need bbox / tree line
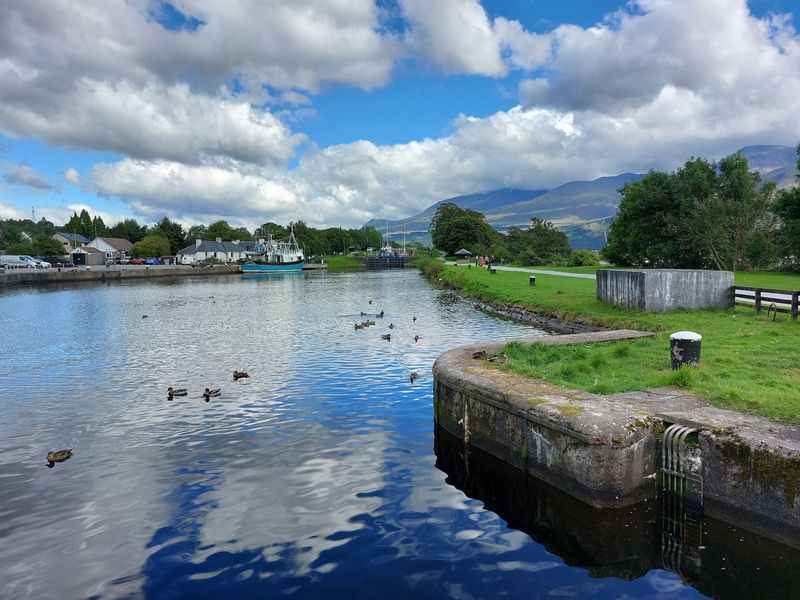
[0,209,384,259]
[604,146,800,271]
[430,202,590,265]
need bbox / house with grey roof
[177,238,259,264]
[52,232,90,253]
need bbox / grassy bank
[319,255,363,270]
[439,265,800,422]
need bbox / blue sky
[1,0,799,228]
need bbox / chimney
[195,239,202,248]
[216,237,222,243]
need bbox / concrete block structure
[597,269,733,312]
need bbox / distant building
[86,237,134,261]
[177,238,258,264]
[52,232,89,253]
[71,246,105,266]
[20,231,32,243]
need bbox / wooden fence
[733,286,799,320]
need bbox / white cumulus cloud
[64,168,80,185]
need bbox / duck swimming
[46,449,72,468]
[233,371,249,381]
[167,386,188,400]
[388,323,394,329]
[414,335,421,343]
[381,333,391,341]
[409,372,419,383]
[202,388,221,402]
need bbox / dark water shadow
[434,426,800,600]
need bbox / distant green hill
[366,145,797,250]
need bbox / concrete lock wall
[597,269,734,312]
[0,265,242,288]
[433,332,800,545]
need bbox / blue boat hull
[240,260,304,273]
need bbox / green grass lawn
[320,255,363,269]
[440,265,800,422]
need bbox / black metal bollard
[529,275,536,286]
[489,267,496,274]
[670,331,702,370]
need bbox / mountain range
[365,145,797,250]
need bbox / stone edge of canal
[432,329,800,551]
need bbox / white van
[0,255,28,268]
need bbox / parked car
[20,255,50,268]
[145,257,161,265]
[0,255,28,268]
[129,258,145,265]
[31,256,53,268]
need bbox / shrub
[419,258,443,279]
[568,249,600,267]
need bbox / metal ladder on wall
[660,424,704,579]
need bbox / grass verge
[320,255,363,270]
[440,265,800,423]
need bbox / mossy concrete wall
[434,331,800,544]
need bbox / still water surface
[0,271,792,598]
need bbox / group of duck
[354,302,422,383]
[167,370,250,402]
[47,302,423,469]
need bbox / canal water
[1,270,797,598]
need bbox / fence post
[755,288,762,313]
[792,292,799,321]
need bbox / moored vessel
[241,227,304,273]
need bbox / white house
[86,237,134,261]
[177,239,259,264]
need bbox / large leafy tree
[504,219,570,265]
[774,145,800,270]
[257,222,287,239]
[131,233,171,258]
[33,236,67,256]
[291,221,326,256]
[92,215,107,237]
[186,225,208,242]
[692,153,777,271]
[430,203,498,255]
[79,209,94,238]
[605,162,711,267]
[232,227,252,241]
[108,218,147,243]
[605,152,778,270]
[207,221,239,242]
[155,217,186,254]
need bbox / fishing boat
[241,227,304,273]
